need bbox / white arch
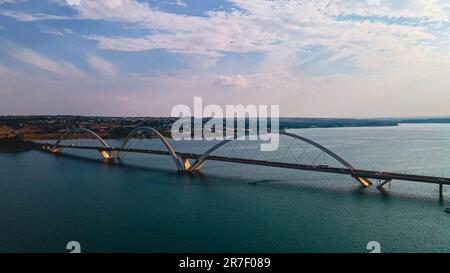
[54,128,110,148]
[188,131,372,187]
[117,126,184,171]
[52,128,113,159]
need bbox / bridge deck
[42,144,450,186]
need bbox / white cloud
[0,9,70,21]
[0,0,18,4]
[69,0,449,75]
[10,46,86,78]
[66,0,81,6]
[324,0,450,22]
[175,0,187,7]
[87,54,118,76]
[5,0,447,72]
[73,0,277,55]
[215,74,249,88]
[2,0,450,117]
[40,27,73,36]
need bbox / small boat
[445,208,450,214]
[249,179,275,185]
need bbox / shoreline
[16,124,400,141]
[5,122,450,142]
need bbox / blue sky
[0,0,450,117]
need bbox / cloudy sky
[0,0,449,117]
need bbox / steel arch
[52,128,113,159]
[53,128,111,148]
[117,126,184,171]
[53,128,110,148]
[188,131,372,187]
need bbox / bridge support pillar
[51,147,63,153]
[355,177,372,187]
[99,150,118,161]
[439,183,444,199]
[108,151,117,160]
[188,160,207,172]
[376,179,392,190]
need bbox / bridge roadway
[47,144,450,187]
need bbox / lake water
[0,124,449,253]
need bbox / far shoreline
[3,115,450,142]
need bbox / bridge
[38,126,449,199]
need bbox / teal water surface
[0,124,449,252]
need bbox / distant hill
[401,118,450,124]
[279,118,398,129]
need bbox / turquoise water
[0,124,449,253]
